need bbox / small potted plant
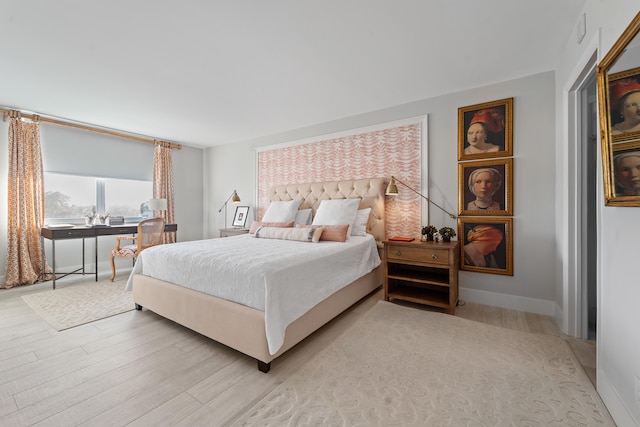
[421,225,438,241]
[99,213,110,225]
[438,226,457,242]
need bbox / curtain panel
[3,114,51,288]
[153,142,175,243]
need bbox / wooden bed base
[132,266,382,372]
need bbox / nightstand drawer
[219,228,250,238]
[386,245,450,265]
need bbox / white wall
[556,1,640,425]
[205,141,257,239]
[171,145,206,243]
[207,71,558,314]
[0,121,205,284]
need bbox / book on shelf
[388,236,415,242]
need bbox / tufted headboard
[268,178,386,244]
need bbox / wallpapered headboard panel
[269,178,386,243]
[257,122,423,239]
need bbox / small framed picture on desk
[232,206,249,227]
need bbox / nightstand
[383,240,460,314]
[219,228,250,238]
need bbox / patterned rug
[21,279,134,331]
[233,301,614,426]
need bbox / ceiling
[0,1,585,148]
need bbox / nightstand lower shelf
[386,285,450,308]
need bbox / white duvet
[125,233,380,354]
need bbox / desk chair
[110,217,165,281]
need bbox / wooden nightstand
[219,228,250,238]
[383,240,460,314]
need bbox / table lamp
[218,190,241,228]
[149,198,167,218]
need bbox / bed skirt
[131,265,382,372]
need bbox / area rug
[233,301,614,426]
[21,279,134,331]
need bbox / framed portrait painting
[232,206,250,227]
[607,68,640,144]
[458,158,513,216]
[611,142,640,198]
[458,217,513,276]
[458,97,513,161]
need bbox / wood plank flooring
[0,278,596,426]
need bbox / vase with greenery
[438,226,457,242]
[421,225,438,241]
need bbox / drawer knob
[395,250,401,256]
[431,253,438,260]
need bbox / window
[104,178,154,217]
[44,172,153,221]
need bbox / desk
[41,223,177,289]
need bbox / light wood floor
[0,278,596,426]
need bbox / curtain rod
[0,107,182,150]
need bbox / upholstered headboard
[268,178,386,243]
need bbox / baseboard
[459,287,556,316]
[597,369,639,427]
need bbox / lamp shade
[385,176,399,195]
[149,198,167,211]
[231,190,241,203]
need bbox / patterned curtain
[3,112,51,289]
[153,141,175,243]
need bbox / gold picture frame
[608,68,640,144]
[596,11,640,206]
[458,217,513,276]
[611,141,640,198]
[458,98,513,161]
[458,158,513,216]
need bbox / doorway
[579,71,598,340]
[567,50,598,342]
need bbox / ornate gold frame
[458,158,513,216]
[458,98,513,161]
[458,217,513,276]
[596,11,640,206]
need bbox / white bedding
[125,233,381,354]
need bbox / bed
[127,178,386,372]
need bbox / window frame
[44,172,153,224]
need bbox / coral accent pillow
[249,221,294,234]
[296,224,350,242]
[255,226,323,243]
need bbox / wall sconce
[218,190,241,228]
[386,176,456,219]
[149,198,167,218]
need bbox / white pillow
[294,208,313,225]
[312,198,361,238]
[262,200,302,223]
[351,207,371,236]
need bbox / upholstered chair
[110,217,165,281]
